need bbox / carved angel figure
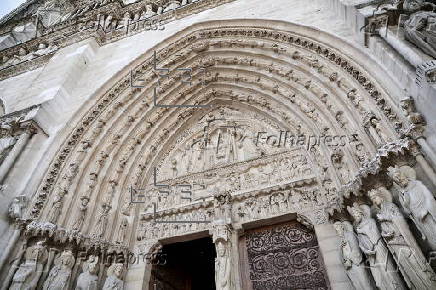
[348,203,405,290]
[103,263,124,290]
[10,242,48,290]
[42,250,75,290]
[75,256,99,290]
[388,165,436,250]
[369,187,436,289]
[334,221,373,290]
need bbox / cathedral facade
[0,0,436,289]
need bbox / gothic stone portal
[239,221,329,290]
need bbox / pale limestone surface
[0,0,435,289]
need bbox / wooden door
[239,221,330,290]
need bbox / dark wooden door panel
[239,221,329,290]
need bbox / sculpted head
[347,203,364,223]
[216,240,227,257]
[86,256,99,274]
[60,250,75,268]
[368,189,383,207]
[388,165,416,188]
[80,196,90,206]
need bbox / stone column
[315,223,352,290]
[124,240,160,290]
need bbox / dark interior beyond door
[149,237,216,290]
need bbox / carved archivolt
[19,21,413,270]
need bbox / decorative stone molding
[0,0,236,80]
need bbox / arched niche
[21,19,411,289]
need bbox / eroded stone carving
[348,203,405,290]
[388,165,436,250]
[71,196,90,231]
[213,225,232,290]
[369,187,436,289]
[92,203,112,238]
[403,1,436,58]
[75,256,99,290]
[10,242,48,290]
[102,263,124,290]
[334,221,373,290]
[42,250,75,290]
[8,195,27,220]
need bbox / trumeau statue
[42,250,75,290]
[102,263,124,290]
[369,187,436,289]
[213,225,232,290]
[75,256,99,290]
[10,242,48,290]
[403,0,436,58]
[388,165,436,250]
[334,221,373,290]
[348,203,406,290]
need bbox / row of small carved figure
[334,165,436,290]
[5,247,125,290]
[0,0,208,73]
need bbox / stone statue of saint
[403,0,436,58]
[102,263,124,290]
[47,187,67,224]
[10,242,48,290]
[347,203,406,290]
[92,203,111,238]
[75,256,99,290]
[215,239,231,290]
[369,187,436,289]
[388,165,436,250]
[334,221,373,290]
[115,216,129,244]
[42,250,75,290]
[71,196,90,231]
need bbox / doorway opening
[149,236,216,290]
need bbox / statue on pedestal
[388,165,436,250]
[334,221,373,290]
[42,250,75,290]
[369,187,436,289]
[348,203,406,290]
